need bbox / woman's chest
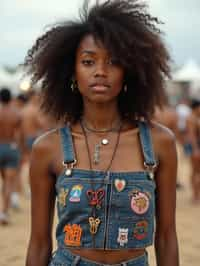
[53,131,146,176]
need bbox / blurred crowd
[0,87,57,224]
[0,87,200,225]
[154,98,200,203]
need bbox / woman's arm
[153,125,179,266]
[26,136,56,266]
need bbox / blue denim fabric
[55,170,155,249]
[26,136,37,151]
[0,143,20,169]
[50,121,156,265]
[49,248,148,265]
[183,140,200,156]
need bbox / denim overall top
[55,121,157,251]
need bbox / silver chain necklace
[81,119,122,164]
[80,119,122,171]
[81,119,122,133]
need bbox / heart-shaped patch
[114,179,126,192]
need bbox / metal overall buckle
[63,159,77,176]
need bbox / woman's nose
[94,62,108,77]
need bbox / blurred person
[154,104,179,138]
[9,93,29,209]
[25,1,179,266]
[20,90,45,159]
[175,99,192,190]
[176,98,191,148]
[0,88,22,224]
[19,90,46,196]
[154,104,184,189]
[12,93,29,110]
[185,99,200,203]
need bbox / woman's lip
[90,85,110,92]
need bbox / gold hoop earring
[124,84,127,93]
[71,81,75,92]
[71,79,77,92]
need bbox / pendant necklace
[81,119,121,165]
[93,138,110,165]
[80,120,122,246]
[94,143,101,164]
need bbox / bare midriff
[70,248,146,264]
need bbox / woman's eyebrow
[80,50,96,55]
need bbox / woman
[25,0,179,265]
[185,99,200,203]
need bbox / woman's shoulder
[150,121,176,160]
[32,127,60,156]
[150,121,176,143]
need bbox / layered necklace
[80,119,122,246]
[81,119,122,165]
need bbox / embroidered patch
[87,188,105,209]
[133,220,148,240]
[129,190,150,214]
[69,185,83,202]
[114,179,126,192]
[117,228,129,246]
[89,217,101,235]
[57,188,69,207]
[63,224,82,246]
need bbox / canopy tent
[0,67,31,95]
[190,79,200,100]
[0,67,20,94]
[172,59,200,82]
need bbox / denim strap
[138,120,157,166]
[60,126,76,164]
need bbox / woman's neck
[82,101,121,130]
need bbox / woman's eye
[81,59,94,66]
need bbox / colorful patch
[129,190,150,214]
[114,179,126,192]
[89,217,101,235]
[58,188,69,207]
[133,220,148,240]
[117,228,128,246]
[69,184,83,202]
[86,188,105,209]
[63,224,82,246]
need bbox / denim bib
[55,121,157,251]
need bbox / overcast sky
[1,0,200,67]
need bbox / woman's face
[75,34,125,104]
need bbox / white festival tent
[0,67,31,95]
[172,59,200,82]
[0,67,20,94]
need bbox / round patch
[130,191,149,214]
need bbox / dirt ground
[0,148,200,266]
